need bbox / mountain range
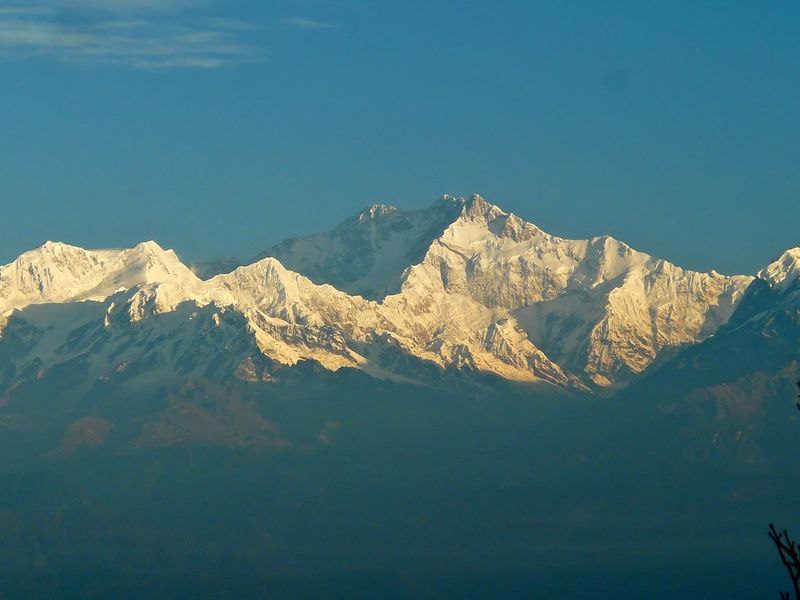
[3,194,789,401]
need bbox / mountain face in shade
[258,198,465,300]
[0,194,773,396]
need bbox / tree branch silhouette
[770,379,800,599]
[769,522,800,600]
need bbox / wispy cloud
[285,17,336,30]
[45,0,209,13]
[0,1,260,69]
[0,7,50,15]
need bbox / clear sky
[0,0,798,275]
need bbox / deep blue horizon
[1,0,798,275]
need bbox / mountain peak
[443,194,546,243]
[356,204,398,222]
[469,194,505,219]
[436,193,507,223]
[759,247,800,291]
[30,240,85,255]
[439,193,466,206]
[135,240,165,252]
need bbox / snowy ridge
[149,257,572,385]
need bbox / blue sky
[0,0,798,274]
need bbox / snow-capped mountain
[0,240,200,314]
[260,194,753,386]
[0,195,770,396]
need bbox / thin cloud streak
[0,7,51,16]
[47,0,208,13]
[285,17,336,30]
[0,2,260,68]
